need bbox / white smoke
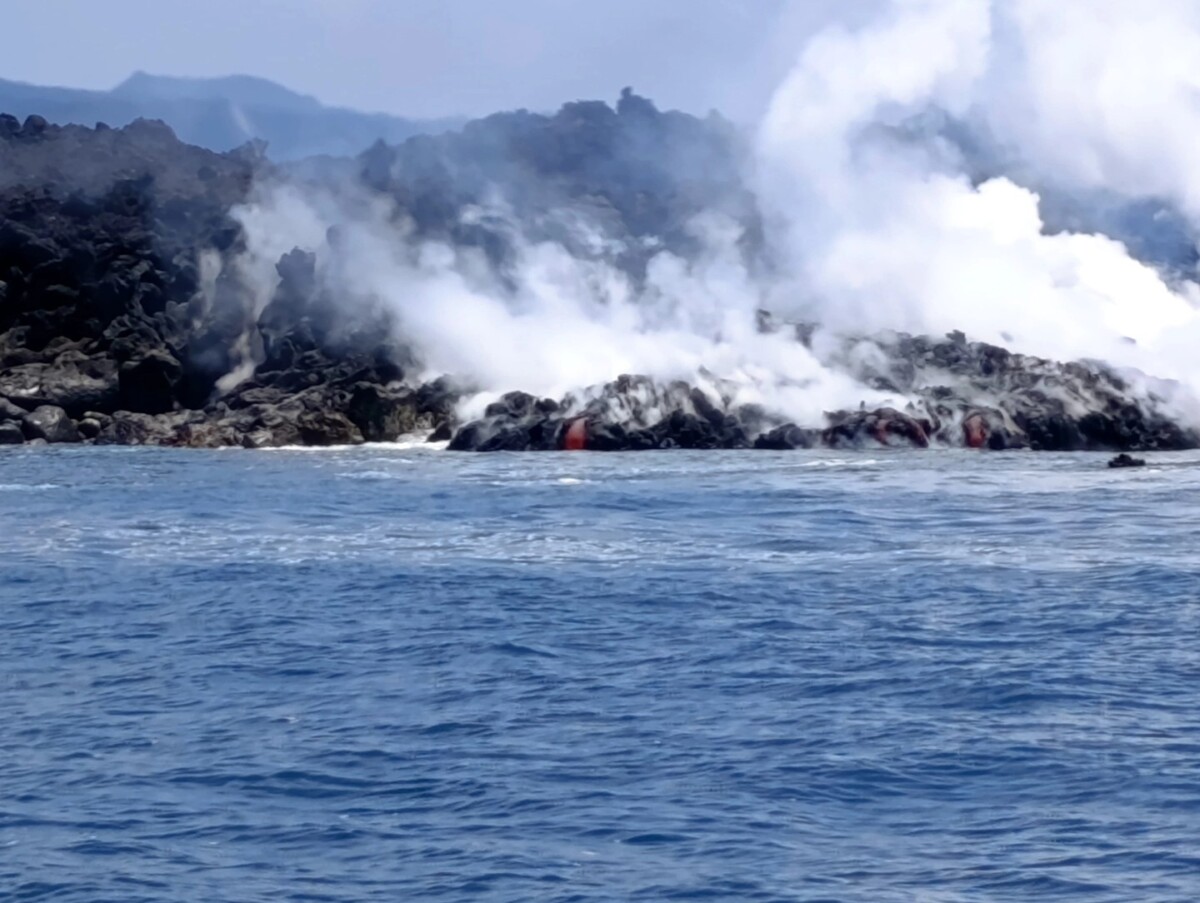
[225,0,1200,427]
[229,181,891,422]
[759,0,1200,394]
[982,0,1200,214]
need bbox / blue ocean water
[3,445,1200,903]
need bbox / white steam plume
[759,0,1200,397]
[230,183,891,422]
[225,0,1200,427]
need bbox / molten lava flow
[564,418,588,451]
[963,414,988,449]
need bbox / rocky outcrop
[0,115,254,419]
[22,405,81,443]
[0,103,744,452]
[449,377,755,452]
[0,116,463,449]
[1108,453,1146,468]
[0,420,25,444]
[0,356,120,416]
[357,89,757,275]
[0,109,1196,455]
[447,332,1200,454]
[816,328,1197,452]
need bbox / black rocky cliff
[0,105,1195,454]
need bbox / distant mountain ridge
[0,71,462,160]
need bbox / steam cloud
[226,0,1200,426]
[759,0,1200,395]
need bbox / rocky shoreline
[3,323,1193,453]
[1,111,1196,455]
[446,326,1196,453]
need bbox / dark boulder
[295,409,363,446]
[447,420,492,452]
[118,349,182,414]
[1014,409,1083,451]
[484,391,558,420]
[585,421,640,451]
[20,115,48,140]
[755,424,818,450]
[448,409,561,452]
[649,409,748,449]
[477,425,538,452]
[345,383,420,442]
[0,420,25,444]
[0,397,27,421]
[22,405,81,443]
[0,358,120,417]
[414,377,460,424]
[95,411,179,446]
[1108,453,1146,468]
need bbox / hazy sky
[2,0,861,120]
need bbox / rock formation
[446,331,1197,453]
[0,102,1195,454]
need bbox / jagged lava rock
[1,108,1197,454]
[23,405,81,443]
[1108,453,1147,468]
[0,420,25,444]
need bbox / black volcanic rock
[357,89,757,275]
[0,104,1196,456]
[0,420,24,444]
[754,424,818,450]
[1108,453,1146,468]
[346,383,422,443]
[0,117,258,426]
[0,116,428,449]
[450,377,755,452]
[448,329,1200,455]
[23,404,81,443]
[0,357,119,416]
[119,349,183,414]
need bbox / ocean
[3,445,1200,902]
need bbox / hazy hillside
[0,72,461,160]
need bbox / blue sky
[3,0,863,119]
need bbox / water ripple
[3,447,1200,900]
